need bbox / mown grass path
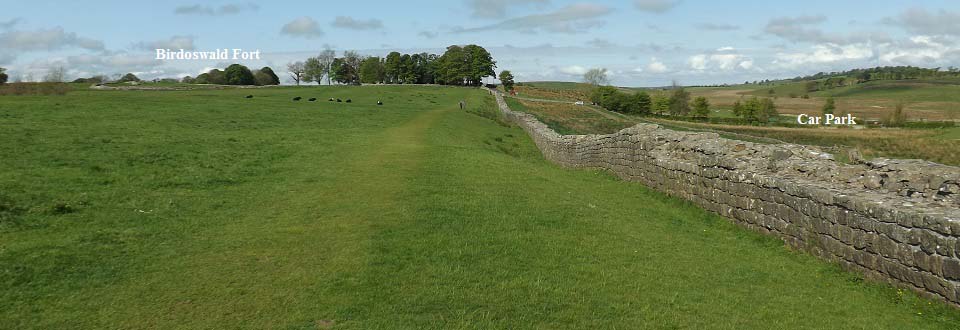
[2,86,960,329]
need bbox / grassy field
[3,86,960,329]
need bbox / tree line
[184,65,280,86]
[287,45,496,86]
[584,69,778,123]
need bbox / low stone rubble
[491,89,960,305]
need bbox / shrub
[692,96,710,118]
[118,73,140,83]
[883,102,908,127]
[0,82,69,96]
[224,64,255,85]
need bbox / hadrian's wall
[489,89,960,305]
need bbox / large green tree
[437,45,466,85]
[463,44,496,86]
[692,96,710,118]
[498,70,515,91]
[359,56,384,84]
[224,64,255,85]
[253,67,280,85]
[384,51,401,83]
[0,67,8,85]
[668,86,691,116]
[303,57,324,84]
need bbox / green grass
[2,86,960,329]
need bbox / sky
[2,0,960,86]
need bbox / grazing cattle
[328,98,334,102]
[293,97,302,101]
[336,98,342,102]
[345,99,352,103]
[245,95,253,99]
[308,98,317,102]
[377,100,383,106]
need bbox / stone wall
[491,89,960,305]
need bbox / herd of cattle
[244,94,383,106]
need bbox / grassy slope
[2,86,960,329]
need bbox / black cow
[377,100,383,106]
[308,98,317,102]
[336,98,342,102]
[345,99,352,103]
[328,98,334,102]
[293,97,302,101]
[245,95,253,98]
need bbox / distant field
[3,86,960,328]
[515,78,960,122]
[505,85,959,165]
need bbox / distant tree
[692,96,710,118]
[224,64,255,85]
[384,51,402,83]
[287,61,306,85]
[731,99,744,117]
[317,48,336,85]
[337,50,363,85]
[411,53,437,84]
[821,97,836,116]
[884,101,908,127]
[331,57,359,85]
[653,96,670,115]
[303,57,323,84]
[804,80,819,93]
[758,98,778,123]
[668,84,691,116]
[330,58,345,84]
[359,56,385,84]
[589,85,619,105]
[633,91,652,114]
[463,44,496,86]
[44,66,66,82]
[254,67,280,85]
[583,68,609,86]
[601,91,632,113]
[0,67,7,85]
[117,72,140,83]
[437,45,467,85]
[498,70,515,91]
[181,75,194,84]
[399,53,415,83]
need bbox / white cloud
[0,27,104,52]
[174,3,259,15]
[696,23,739,31]
[456,3,611,34]
[136,35,196,50]
[465,0,550,19]
[418,31,438,39]
[688,54,707,70]
[688,52,753,71]
[281,17,324,39]
[887,8,960,36]
[586,38,615,48]
[0,18,21,29]
[878,35,960,65]
[633,0,680,13]
[558,65,588,75]
[647,57,668,73]
[774,43,874,67]
[331,16,384,30]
